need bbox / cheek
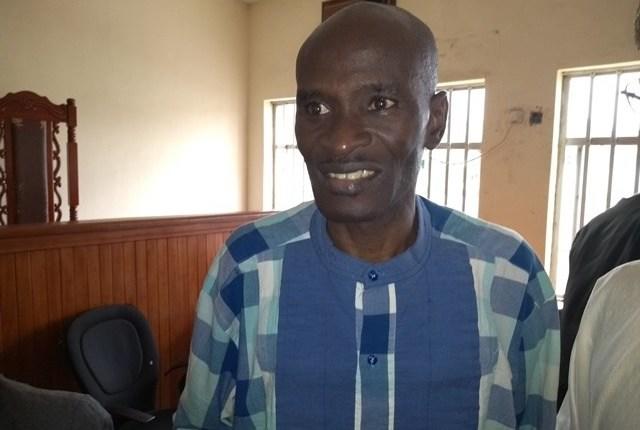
[371,112,425,150]
[295,121,322,160]
[382,127,423,164]
[397,147,422,187]
[294,129,311,160]
[384,133,424,191]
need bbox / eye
[368,96,396,111]
[305,102,330,115]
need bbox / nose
[325,112,371,160]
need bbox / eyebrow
[296,90,321,102]
[297,83,400,101]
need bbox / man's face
[295,36,446,224]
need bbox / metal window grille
[551,67,640,298]
[416,83,485,217]
[270,81,486,213]
[272,101,313,210]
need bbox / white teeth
[328,169,374,180]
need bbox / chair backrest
[0,90,79,225]
[66,305,159,412]
[0,374,113,430]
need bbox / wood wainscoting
[0,211,267,409]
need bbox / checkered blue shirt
[174,197,559,429]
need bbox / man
[557,260,640,429]
[558,194,640,405]
[174,3,559,429]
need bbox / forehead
[296,35,425,92]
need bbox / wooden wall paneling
[145,239,161,405]
[0,211,268,409]
[135,240,148,316]
[59,247,81,391]
[123,242,136,305]
[156,238,172,409]
[186,235,201,405]
[206,233,225,266]
[86,245,101,308]
[177,237,190,372]
[59,248,75,336]
[206,234,217,264]
[146,240,160,351]
[44,248,69,389]
[0,212,268,254]
[197,235,208,294]
[29,250,50,388]
[216,234,225,261]
[111,243,125,304]
[0,254,18,378]
[187,236,199,317]
[166,237,182,408]
[99,245,114,304]
[14,252,34,382]
[72,247,90,316]
[214,233,223,261]
[182,235,193,399]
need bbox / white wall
[0,0,249,220]
[246,0,639,258]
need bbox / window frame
[549,63,640,297]
[418,80,485,215]
[271,99,295,210]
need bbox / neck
[326,199,418,263]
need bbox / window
[266,80,486,214]
[550,65,640,298]
[270,101,313,211]
[416,81,485,217]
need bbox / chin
[314,194,385,224]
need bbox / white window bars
[551,66,640,296]
[416,82,485,217]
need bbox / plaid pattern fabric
[174,197,559,430]
[354,282,397,429]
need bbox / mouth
[326,169,376,180]
[317,166,379,196]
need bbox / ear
[425,91,448,150]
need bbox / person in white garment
[557,259,640,430]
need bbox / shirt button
[367,270,378,281]
[367,354,378,366]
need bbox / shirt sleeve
[516,258,560,429]
[173,256,241,430]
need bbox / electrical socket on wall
[529,109,543,125]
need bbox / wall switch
[508,108,525,124]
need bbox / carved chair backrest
[0,91,79,225]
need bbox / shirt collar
[310,196,433,284]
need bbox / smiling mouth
[326,169,375,180]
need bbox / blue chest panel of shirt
[275,220,480,429]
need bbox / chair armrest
[164,362,188,394]
[163,362,187,376]
[108,405,156,423]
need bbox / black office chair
[0,374,113,430]
[66,304,173,430]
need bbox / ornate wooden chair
[0,91,79,224]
